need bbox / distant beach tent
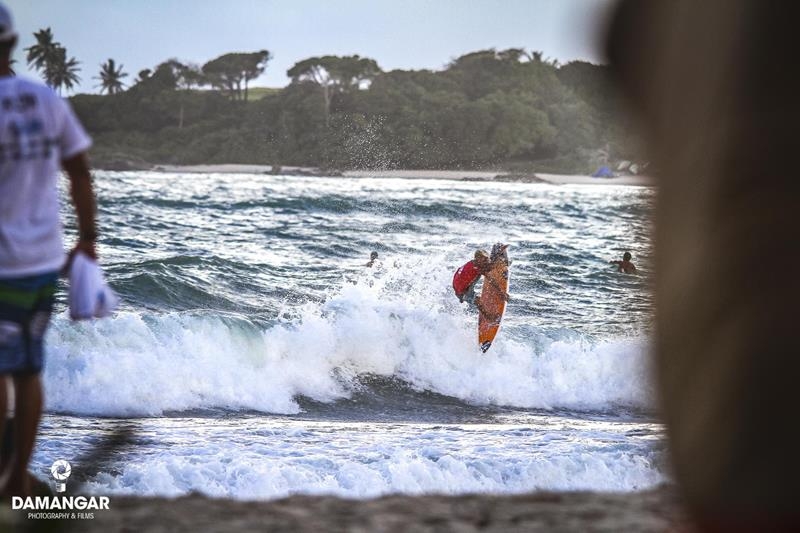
[592,166,614,178]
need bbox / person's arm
[62,152,97,260]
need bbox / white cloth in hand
[68,251,119,320]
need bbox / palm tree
[25,28,81,93]
[95,58,128,94]
[46,47,81,95]
[25,27,60,72]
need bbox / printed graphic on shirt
[0,92,58,165]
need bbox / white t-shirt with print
[0,76,92,277]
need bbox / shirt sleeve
[56,96,92,160]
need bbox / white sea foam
[70,419,664,499]
[34,177,662,500]
[44,256,654,416]
[82,443,663,499]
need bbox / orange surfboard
[478,245,509,352]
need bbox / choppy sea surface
[31,171,663,499]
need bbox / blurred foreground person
[607,1,800,530]
[0,2,97,497]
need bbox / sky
[6,0,616,94]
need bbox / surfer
[453,247,510,308]
[365,251,379,267]
[610,251,637,274]
[452,250,491,304]
[0,3,98,497]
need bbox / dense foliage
[66,49,639,172]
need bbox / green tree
[136,69,152,83]
[240,51,271,101]
[202,51,271,101]
[46,47,81,94]
[287,55,381,123]
[67,46,637,172]
[171,60,205,128]
[481,91,557,160]
[172,61,204,91]
[497,47,530,63]
[24,27,59,73]
[95,58,128,94]
[130,61,179,94]
[24,28,81,94]
[445,49,520,100]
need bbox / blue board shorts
[0,272,58,375]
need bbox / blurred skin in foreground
[606,1,800,530]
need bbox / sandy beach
[533,172,654,187]
[149,164,655,186]
[1,486,688,532]
[344,169,654,186]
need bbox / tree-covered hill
[66,49,640,173]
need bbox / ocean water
[30,171,664,499]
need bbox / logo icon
[50,460,72,493]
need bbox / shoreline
[142,164,655,187]
[1,486,688,532]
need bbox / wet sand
[148,165,655,186]
[1,485,689,532]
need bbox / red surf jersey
[453,260,481,295]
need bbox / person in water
[453,246,510,310]
[365,251,379,267]
[452,250,491,304]
[610,251,637,274]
